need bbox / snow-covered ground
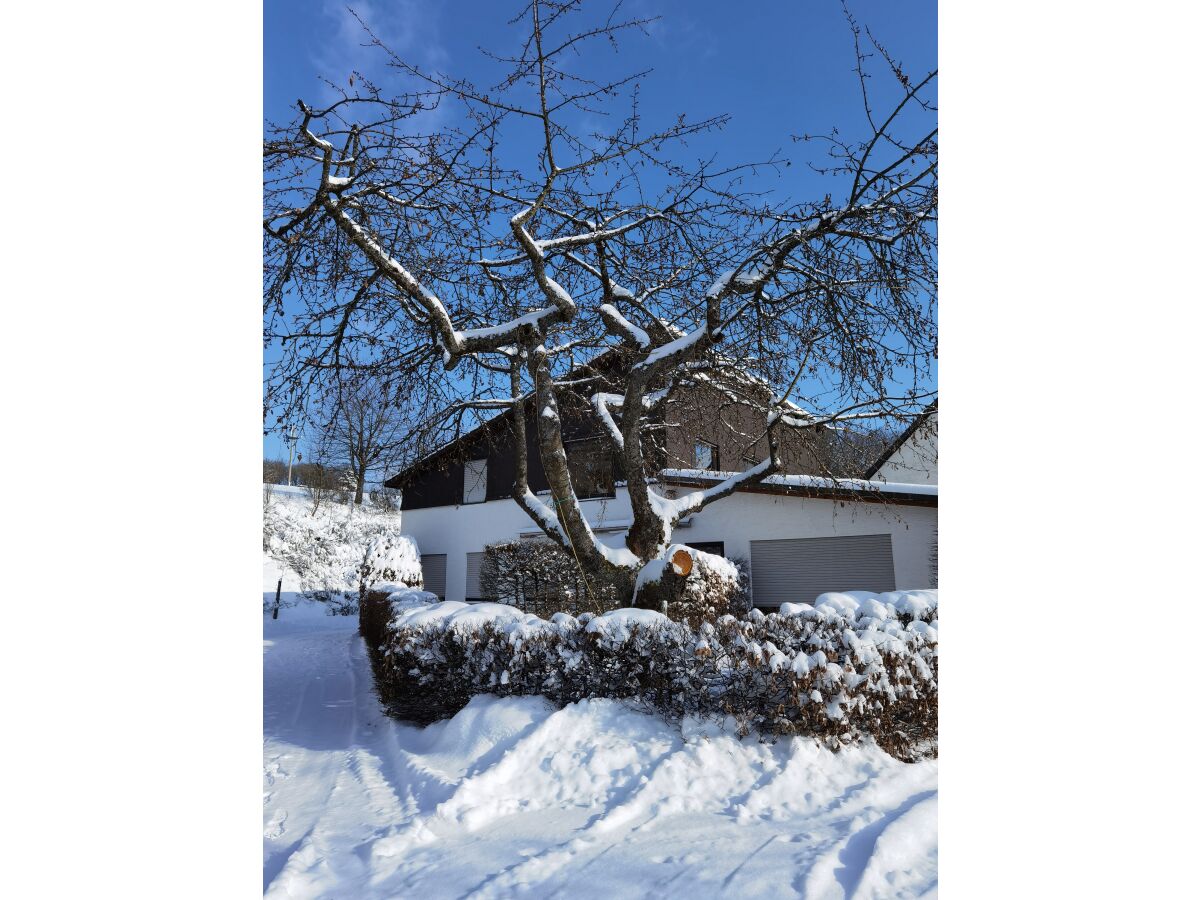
[264,603,937,897]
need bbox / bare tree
[300,456,340,516]
[263,459,287,485]
[264,1,936,598]
[310,372,414,505]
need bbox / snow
[806,589,939,621]
[388,598,673,644]
[706,268,735,298]
[263,490,409,612]
[542,276,574,310]
[590,391,626,450]
[361,531,423,591]
[637,326,707,369]
[598,302,650,347]
[595,540,641,569]
[457,305,559,343]
[646,459,775,528]
[634,556,670,593]
[391,598,552,635]
[663,468,939,496]
[734,259,772,286]
[583,606,670,641]
[633,544,741,605]
[264,610,937,897]
[383,586,440,610]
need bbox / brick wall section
[661,381,829,475]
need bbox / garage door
[750,534,895,607]
[420,554,446,599]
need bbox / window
[419,554,447,599]
[565,439,614,499]
[695,440,719,471]
[465,551,488,601]
[688,541,726,558]
[463,459,488,504]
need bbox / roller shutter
[750,534,895,607]
[465,551,487,601]
[420,554,447,599]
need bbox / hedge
[360,589,937,760]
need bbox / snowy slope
[263,491,408,612]
[264,608,937,898]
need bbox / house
[863,400,938,486]
[385,360,937,608]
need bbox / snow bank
[393,600,550,634]
[264,620,938,898]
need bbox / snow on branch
[635,325,710,371]
[652,457,777,522]
[480,213,663,268]
[590,392,626,451]
[516,486,639,570]
[458,307,564,343]
[598,304,650,348]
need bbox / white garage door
[420,554,446,599]
[750,534,896,607]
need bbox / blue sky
[263,0,937,461]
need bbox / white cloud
[311,1,448,104]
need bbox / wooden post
[273,578,282,619]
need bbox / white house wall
[399,487,936,605]
[874,412,938,485]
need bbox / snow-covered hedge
[264,493,419,614]
[359,532,423,596]
[360,588,938,760]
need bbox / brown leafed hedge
[360,590,937,760]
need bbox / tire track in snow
[264,613,937,899]
[264,620,425,897]
[798,786,938,900]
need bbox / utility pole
[286,428,299,486]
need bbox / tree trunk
[354,471,365,505]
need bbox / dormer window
[695,440,719,471]
[463,459,488,504]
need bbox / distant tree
[369,486,401,514]
[309,372,416,506]
[301,458,340,515]
[263,459,287,484]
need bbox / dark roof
[383,349,835,491]
[383,348,624,490]
[861,400,938,480]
